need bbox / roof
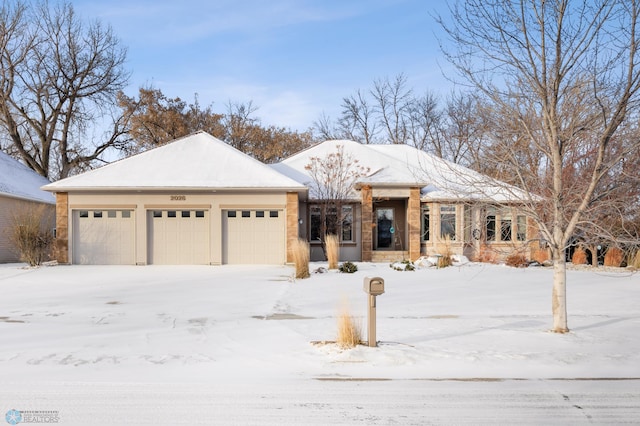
[0,151,55,204]
[43,132,307,193]
[275,140,531,203]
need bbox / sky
[72,0,455,132]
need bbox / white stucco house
[42,132,539,265]
[0,151,55,263]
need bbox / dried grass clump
[604,247,623,267]
[477,244,498,264]
[571,247,588,265]
[325,234,339,269]
[505,253,528,268]
[628,249,640,269]
[532,248,550,264]
[336,307,362,349]
[436,235,454,268]
[291,238,310,279]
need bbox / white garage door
[147,209,210,265]
[223,209,285,264]
[73,209,135,265]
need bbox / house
[42,132,536,266]
[0,151,55,263]
[42,132,306,265]
[273,139,536,263]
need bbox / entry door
[376,208,394,249]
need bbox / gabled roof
[0,151,55,204]
[274,140,531,203]
[43,132,307,192]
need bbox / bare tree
[439,0,640,332]
[305,144,370,253]
[0,1,130,180]
[372,73,412,144]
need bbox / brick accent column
[54,192,69,264]
[361,185,373,262]
[286,192,299,264]
[408,187,421,261]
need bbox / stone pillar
[54,192,69,264]
[408,187,421,261]
[361,185,373,262]
[286,192,299,264]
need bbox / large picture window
[440,205,456,240]
[486,206,496,241]
[309,204,354,243]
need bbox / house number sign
[170,195,186,201]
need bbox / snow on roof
[0,151,55,204]
[43,132,307,192]
[276,140,530,202]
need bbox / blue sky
[73,0,455,132]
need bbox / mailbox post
[363,277,385,347]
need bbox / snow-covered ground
[1,261,639,424]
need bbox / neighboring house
[42,132,306,265]
[0,151,56,263]
[273,139,537,263]
[42,132,537,266]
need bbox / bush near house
[505,253,528,268]
[9,204,53,266]
[571,247,588,265]
[604,247,623,267]
[338,261,358,273]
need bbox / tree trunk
[551,248,569,333]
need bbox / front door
[376,208,394,249]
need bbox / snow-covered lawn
[1,261,638,383]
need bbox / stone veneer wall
[361,185,373,262]
[286,192,299,263]
[408,187,421,261]
[54,192,69,264]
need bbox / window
[500,209,512,241]
[122,210,131,218]
[310,205,322,241]
[93,211,103,218]
[309,204,354,243]
[440,205,456,240]
[256,211,265,218]
[242,211,251,218]
[516,215,527,241]
[269,211,279,218]
[486,207,496,241]
[182,211,190,218]
[167,211,176,218]
[227,211,236,218]
[341,205,354,242]
[195,211,205,218]
[421,206,430,242]
[79,210,89,218]
[153,211,162,218]
[108,210,117,218]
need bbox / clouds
[72,0,449,132]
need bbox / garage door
[223,209,285,264]
[73,209,135,265]
[147,209,210,264]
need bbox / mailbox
[363,276,385,296]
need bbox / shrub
[336,306,362,349]
[477,244,498,264]
[571,247,588,265]
[325,234,339,269]
[604,247,623,267]
[291,238,310,279]
[338,261,358,273]
[505,253,528,268]
[9,204,54,266]
[628,249,640,269]
[390,260,415,271]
